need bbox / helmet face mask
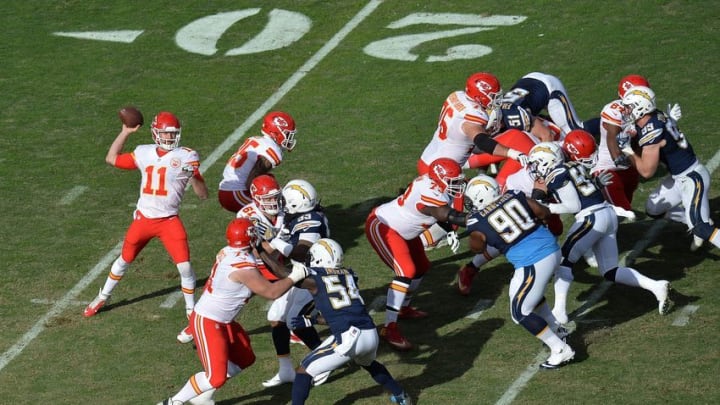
[250,175,282,216]
[428,158,466,198]
[528,142,564,181]
[262,111,297,151]
[282,179,318,214]
[226,218,257,249]
[307,238,343,268]
[151,112,181,151]
[621,86,656,121]
[563,129,597,170]
[464,174,500,211]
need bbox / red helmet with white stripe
[428,158,466,198]
[262,111,297,151]
[618,74,650,98]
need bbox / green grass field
[1,1,719,404]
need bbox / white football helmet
[528,142,564,180]
[464,174,500,211]
[308,238,343,268]
[622,85,656,121]
[282,179,318,214]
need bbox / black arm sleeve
[472,133,499,154]
[531,188,549,202]
[447,208,467,227]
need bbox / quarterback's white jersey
[594,99,632,173]
[193,246,255,323]
[375,175,450,240]
[219,135,284,191]
[419,91,489,168]
[132,144,199,218]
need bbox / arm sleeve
[547,183,582,214]
[114,153,137,170]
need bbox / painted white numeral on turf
[363,13,526,62]
[175,9,311,56]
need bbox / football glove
[666,103,682,121]
[593,170,614,188]
[290,314,317,330]
[254,220,277,241]
[288,260,309,283]
[507,149,529,167]
[446,231,460,254]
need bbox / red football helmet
[262,111,297,151]
[563,129,597,169]
[226,217,257,249]
[250,174,281,216]
[617,74,650,98]
[151,111,182,151]
[465,72,502,109]
[428,158,466,198]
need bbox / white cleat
[313,370,331,386]
[540,344,575,370]
[177,326,194,344]
[262,371,296,388]
[690,235,704,252]
[157,398,183,405]
[657,281,673,315]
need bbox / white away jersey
[193,246,256,323]
[132,144,199,218]
[219,135,284,191]
[236,201,285,236]
[420,91,489,168]
[595,99,632,173]
[375,175,450,239]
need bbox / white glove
[446,231,460,254]
[621,143,636,157]
[594,170,614,188]
[288,260,309,283]
[254,220,277,241]
[666,103,682,121]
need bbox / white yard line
[58,185,89,205]
[497,148,720,404]
[672,304,699,326]
[0,0,383,374]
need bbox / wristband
[270,238,293,257]
[447,208,467,227]
[506,149,522,160]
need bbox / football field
[1,1,719,404]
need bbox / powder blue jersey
[467,190,559,268]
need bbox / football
[118,106,144,127]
